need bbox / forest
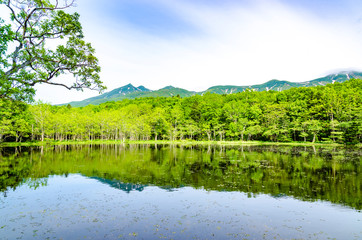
[0,79,361,144]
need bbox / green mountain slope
[205,71,362,94]
[65,84,151,107]
[65,85,196,107]
[63,71,362,107]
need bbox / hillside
[65,85,196,107]
[205,71,362,94]
[63,71,362,107]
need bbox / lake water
[0,144,361,240]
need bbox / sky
[3,0,362,104]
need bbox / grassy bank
[0,139,353,148]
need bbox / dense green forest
[0,79,361,144]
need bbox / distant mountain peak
[135,85,150,92]
[161,86,176,90]
[116,83,150,92]
[61,71,362,107]
[119,83,135,90]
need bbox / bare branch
[5,0,22,26]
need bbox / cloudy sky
[7,0,362,104]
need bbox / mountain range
[63,71,362,107]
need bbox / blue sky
[5,0,362,104]
[102,1,197,36]
[83,0,362,35]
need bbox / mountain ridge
[62,71,362,107]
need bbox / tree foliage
[0,0,105,102]
[0,79,361,144]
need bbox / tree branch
[1,0,104,102]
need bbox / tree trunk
[207,132,211,141]
[41,128,44,142]
[31,124,34,141]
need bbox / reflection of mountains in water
[90,177,146,193]
[90,177,177,193]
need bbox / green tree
[29,102,52,141]
[245,121,263,141]
[306,120,323,143]
[330,120,344,143]
[12,106,32,142]
[150,107,168,141]
[262,103,289,142]
[0,0,105,102]
[0,99,14,141]
[184,119,199,140]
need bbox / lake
[0,144,361,240]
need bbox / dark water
[0,144,361,240]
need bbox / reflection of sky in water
[0,175,361,240]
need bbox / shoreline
[1,140,358,148]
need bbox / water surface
[0,144,361,239]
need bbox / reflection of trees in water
[0,145,360,209]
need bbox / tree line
[0,79,361,144]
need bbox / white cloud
[29,0,362,103]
